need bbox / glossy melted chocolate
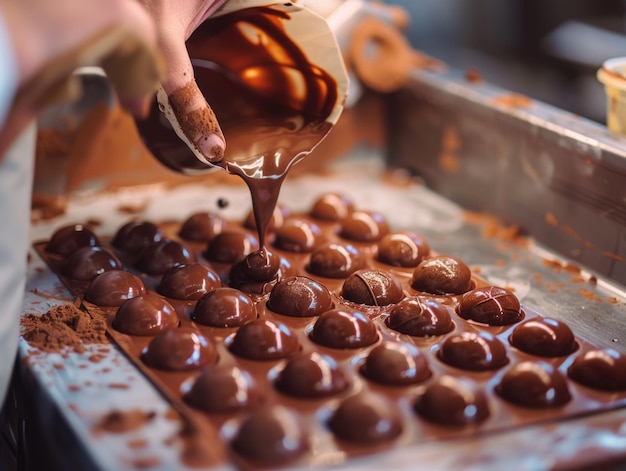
[135,6,340,249]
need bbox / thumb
[160,32,225,163]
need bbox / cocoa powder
[21,303,108,353]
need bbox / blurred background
[387,0,626,123]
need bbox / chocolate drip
[135,6,340,247]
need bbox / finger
[158,29,225,162]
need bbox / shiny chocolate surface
[112,294,179,336]
[411,255,473,295]
[47,224,100,256]
[85,270,147,307]
[36,190,626,470]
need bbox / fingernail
[197,133,225,162]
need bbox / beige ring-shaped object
[347,17,416,93]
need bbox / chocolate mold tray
[33,193,626,469]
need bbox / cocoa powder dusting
[169,81,224,160]
[31,194,68,222]
[21,303,107,353]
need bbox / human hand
[140,0,227,163]
[0,0,163,154]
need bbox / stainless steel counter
[8,149,626,470]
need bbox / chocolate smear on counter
[93,409,157,435]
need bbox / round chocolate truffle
[360,341,431,386]
[230,249,280,282]
[274,352,349,398]
[157,263,221,300]
[231,406,308,465]
[328,393,403,444]
[568,349,626,391]
[309,309,379,349]
[243,204,290,232]
[411,255,473,295]
[414,376,489,427]
[309,193,354,221]
[61,246,122,281]
[142,327,217,371]
[386,297,454,337]
[184,366,260,413]
[229,319,299,361]
[192,288,257,328]
[509,317,577,357]
[203,230,259,264]
[112,220,163,253]
[113,294,179,336]
[338,210,390,243]
[458,286,524,326]
[307,243,363,279]
[178,211,226,242]
[376,231,430,268]
[267,276,333,318]
[134,239,194,275]
[273,218,322,253]
[496,361,571,408]
[47,224,100,256]
[438,331,509,371]
[85,270,147,307]
[341,269,404,306]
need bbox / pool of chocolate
[35,192,626,469]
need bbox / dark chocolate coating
[157,263,221,300]
[184,366,260,413]
[360,341,431,386]
[307,243,363,279]
[458,286,524,326]
[414,376,489,426]
[231,405,308,465]
[338,210,390,242]
[112,294,179,336]
[309,308,379,349]
[328,392,403,444]
[410,255,473,295]
[386,297,454,337]
[438,332,509,371]
[228,249,286,294]
[273,218,322,253]
[309,193,354,221]
[229,319,300,360]
[192,287,257,328]
[61,246,122,281]
[178,211,226,242]
[267,276,333,317]
[274,352,349,398]
[568,349,626,391]
[376,231,430,268]
[232,249,280,282]
[134,239,195,275]
[85,270,147,307]
[203,230,259,264]
[142,327,217,371]
[341,269,404,306]
[496,361,571,408]
[112,220,163,253]
[509,317,577,357]
[47,224,100,256]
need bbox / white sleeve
[0,9,18,127]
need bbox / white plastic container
[597,57,626,135]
